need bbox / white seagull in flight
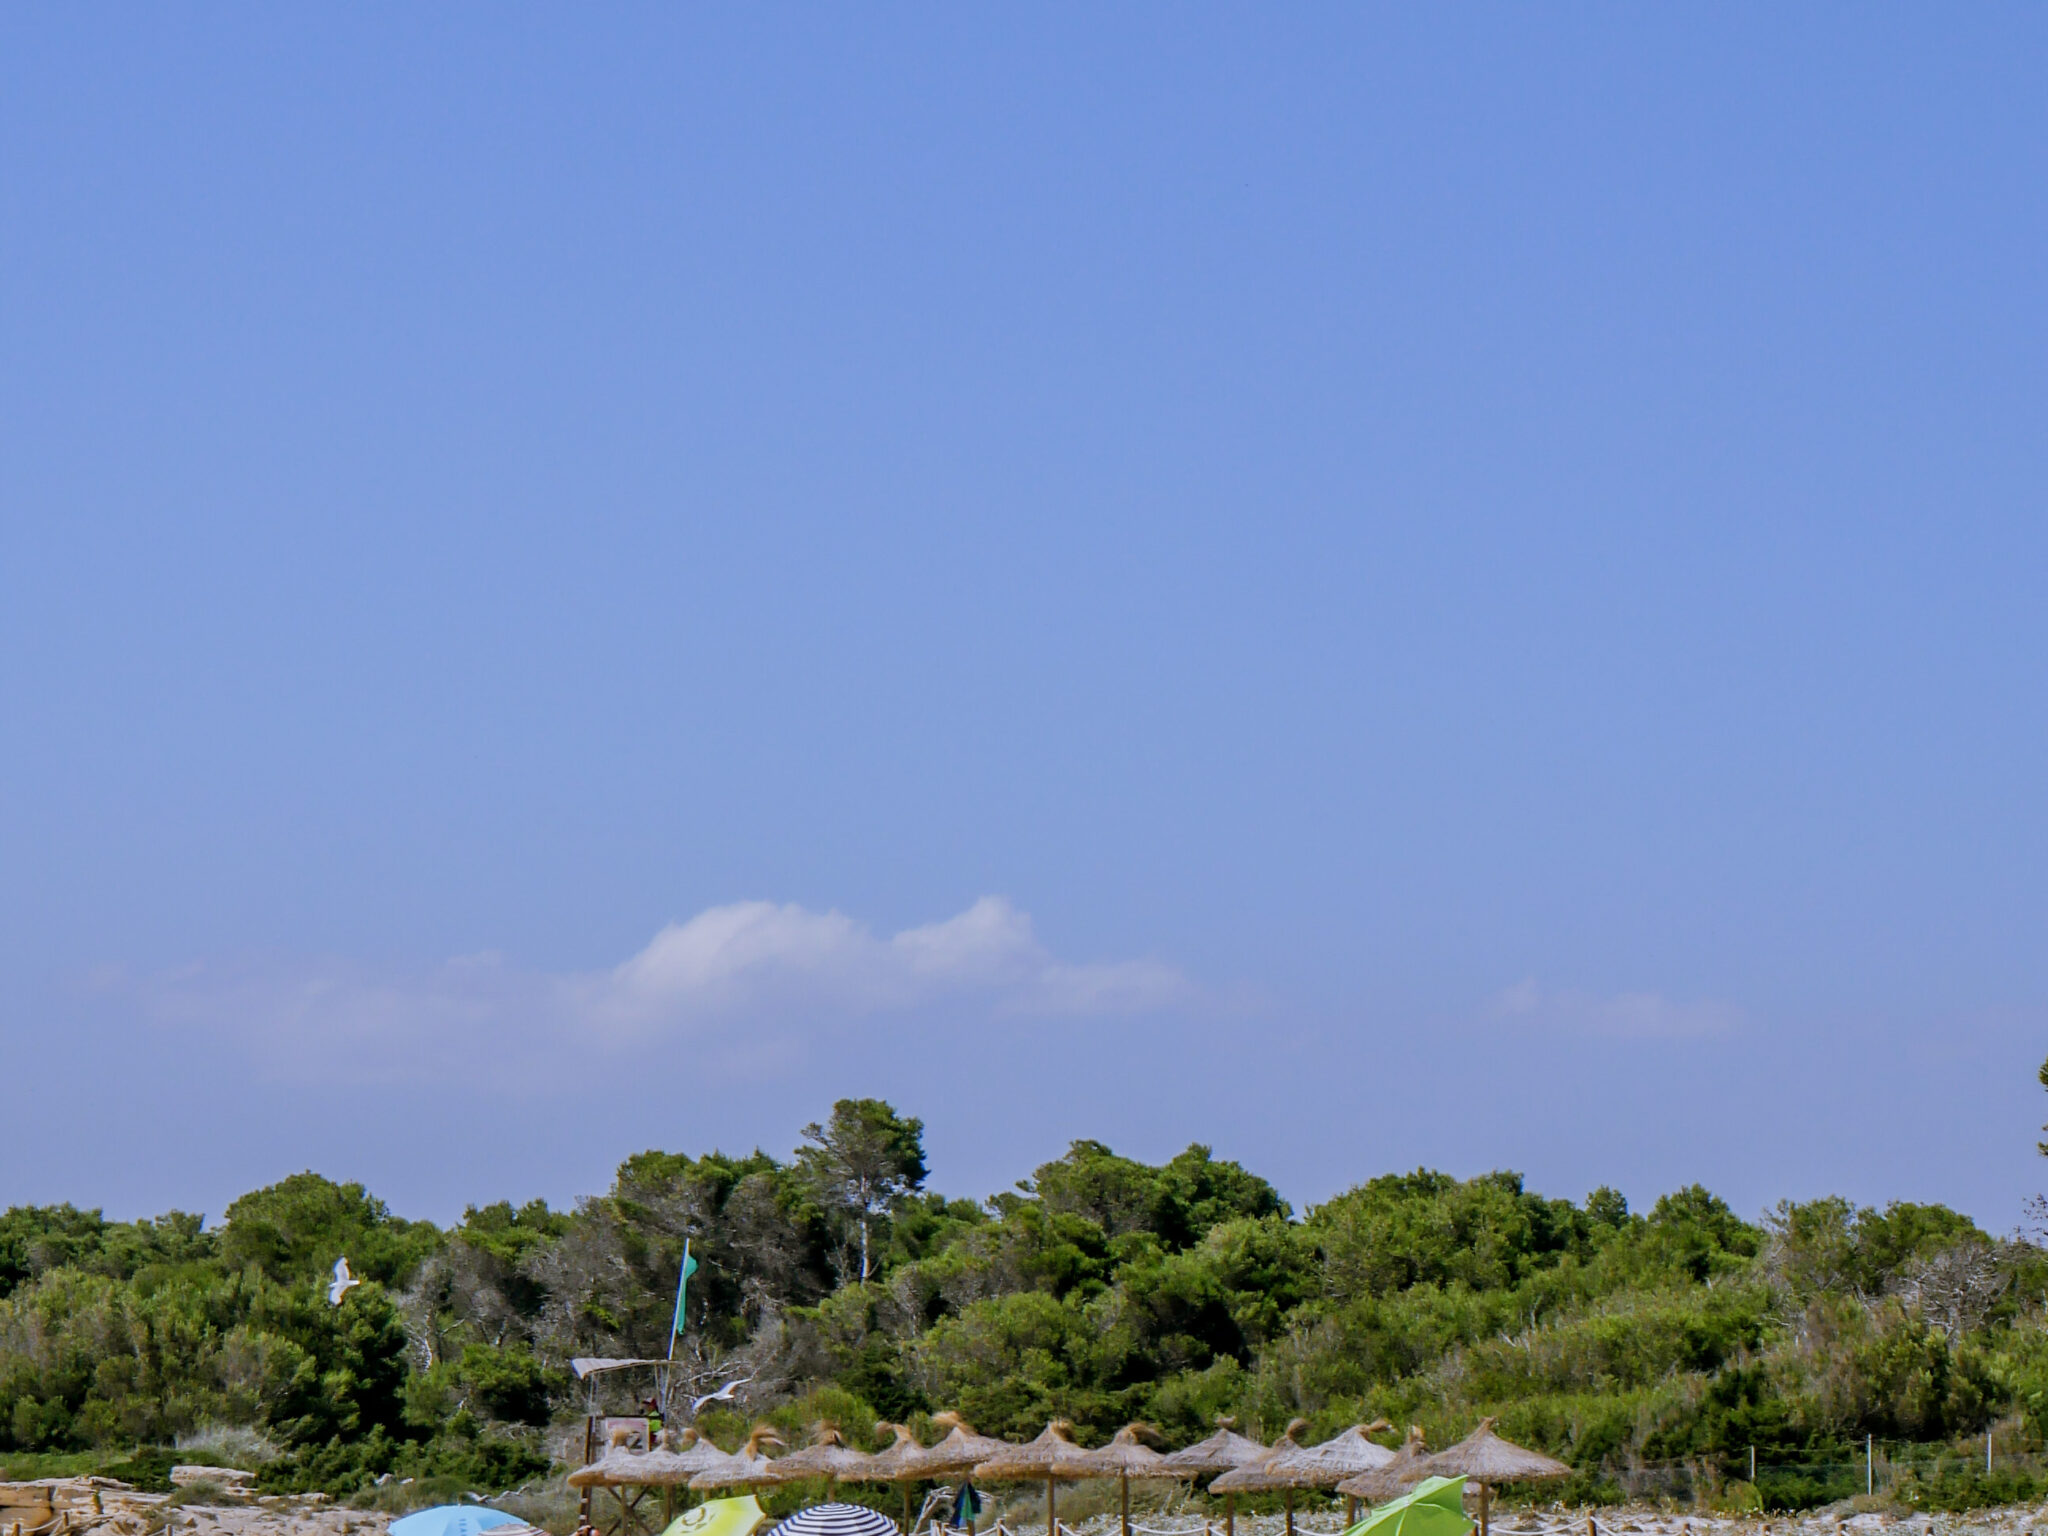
[690,1377,753,1413]
[328,1256,361,1306]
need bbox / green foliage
[1029,1142,1285,1251]
[2,1097,2045,1509]
[98,1449,179,1492]
[797,1099,930,1283]
[221,1174,438,1288]
[0,1209,215,1302]
[1894,1459,2044,1512]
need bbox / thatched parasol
[843,1423,928,1529]
[1336,1427,1430,1506]
[1266,1421,1395,1526]
[909,1411,1010,1478]
[1086,1424,1172,1536]
[569,1444,650,1490]
[572,1428,729,1534]
[857,1423,927,1482]
[1212,1421,1312,1536]
[1418,1419,1571,1536]
[691,1425,789,1493]
[1272,1422,1394,1483]
[1158,1417,1268,1536]
[1157,1417,1268,1477]
[974,1419,1100,1536]
[666,1426,747,1479]
[767,1424,876,1501]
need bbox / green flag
[670,1243,699,1337]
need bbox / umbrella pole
[1121,1475,1131,1536]
[901,1485,911,1531]
[1285,1489,1294,1536]
[581,1416,597,1529]
[1226,1493,1234,1536]
[1346,1498,1357,1529]
[1047,1477,1056,1536]
[1480,1484,1490,1536]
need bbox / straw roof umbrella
[861,1424,927,1481]
[692,1425,789,1494]
[641,1430,739,1528]
[667,1426,748,1479]
[1158,1417,1267,1477]
[909,1411,1010,1478]
[1086,1424,1173,1536]
[974,1420,1100,1536]
[570,1432,708,1536]
[770,1425,877,1503]
[1418,1420,1570,1536]
[1336,1428,1430,1507]
[901,1411,1011,1533]
[843,1424,928,1530]
[1212,1421,1312,1536]
[1269,1422,1394,1527]
[569,1444,649,1489]
[1158,1417,1268,1536]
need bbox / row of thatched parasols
[1203,1419,1568,1536]
[573,1414,1567,1536]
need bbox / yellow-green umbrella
[1344,1478,1474,1536]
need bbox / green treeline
[3,1098,2046,1512]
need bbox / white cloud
[133,896,1191,1085]
[1489,977,1742,1039]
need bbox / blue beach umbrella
[389,1507,525,1536]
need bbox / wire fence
[1592,1443,2048,1507]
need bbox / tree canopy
[0,1102,2041,1514]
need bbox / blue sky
[4,7,2047,1229]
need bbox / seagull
[327,1256,361,1306]
[690,1376,753,1413]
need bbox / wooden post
[1121,1475,1131,1536]
[1478,1484,1490,1536]
[1045,1477,1056,1536]
[1226,1493,1235,1536]
[1285,1488,1295,1536]
[1346,1497,1358,1530]
[582,1415,598,1527]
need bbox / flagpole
[663,1239,691,1419]
[669,1239,691,1364]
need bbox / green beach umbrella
[1342,1477,1474,1536]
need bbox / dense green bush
[2,1098,2045,1504]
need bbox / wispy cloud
[130,897,1191,1086]
[1489,977,1742,1039]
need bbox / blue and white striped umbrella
[766,1503,900,1536]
